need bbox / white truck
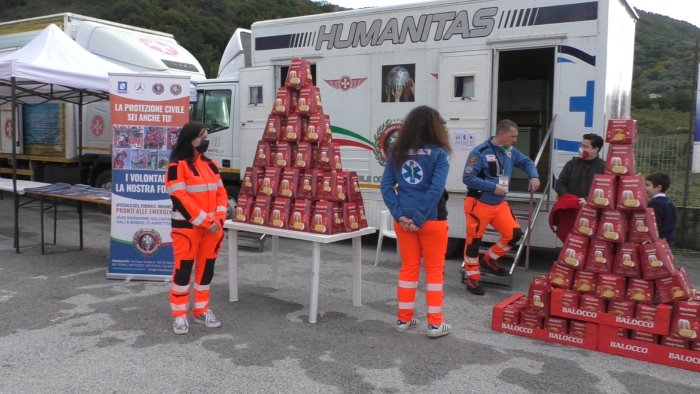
[193,0,637,251]
[0,13,205,189]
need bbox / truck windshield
[191,90,232,133]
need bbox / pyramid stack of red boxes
[492,119,700,372]
[232,58,368,235]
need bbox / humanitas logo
[610,341,649,354]
[502,323,533,334]
[615,316,654,328]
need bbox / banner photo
[108,74,190,280]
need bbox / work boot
[395,318,419,332]
[173,316,189,335]
[427,323,451,338]
[482,254,508,276]
[466,277,485,295]
[194,309,221,328]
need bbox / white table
[0,178,51,195]
[224,220,375,323]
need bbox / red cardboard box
[596,273,626,302]
[334,171,349,202]
[297,169,320,200]
[249,195,272,226]
[527,275,552,317]
[332,204,345,234]
[605,118,637,144]
[278,168,299,199]
[272,87,292,116]
[625,278,654,304]
[616,176,647,210]
[612,242,642,278]
[607,300,636,317]
[317,141,342,171]
[343,202,360,231]
[640,239,676,280]
[580,293,606,313]
[269,197,291,229]
[233,193,254,223]
[605,145,635,176]
[584,240,614,274]
[289,199,312,231]
[670,299,700,341]
[285,58,311,89]
[284,113,303,142]
[628,209,659,243]
[545,317,569,334]
[558,233,590,269]
[573,205,599,238]
[311,200,335,234]
[661,334,690,350]
[253,140,272,167]
[294,141,313,169]
[240,166,264,196]
[559,290,580,308]
[274,141,293,167]
[317,171,335,201]
[573,270,598,294]
[258,167,282,197]
[630,330,659,344]
[550,262,575,289]
[588,174,616,208]
[520,307,544,329]
[315,86,324,113]
[596,210,628,244]
[346,171,363,202]
[262,115,284,142]
[356,201,368,228]
[656,268,691,304]
[297,86,319,115]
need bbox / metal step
[458,266,514,288]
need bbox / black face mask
[196,139,210,154]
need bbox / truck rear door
[238,66,275,170]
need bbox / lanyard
[487,140,506,175]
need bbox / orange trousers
[395,220,448,326]
[463,197,521,279]
[169,226,224,318]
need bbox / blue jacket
[462,138,538,205]
[649,194,677,244]
[380,145,449,228]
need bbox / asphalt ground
[1,194,699,393]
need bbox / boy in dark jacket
[644,172,677,245]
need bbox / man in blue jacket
[462,119,540,295]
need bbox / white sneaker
[427,323,451,338]
[194,310,221,328]
[395,318,419,332]
[173,316,189,335]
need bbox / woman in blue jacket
[380,105,452,338]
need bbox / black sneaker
[481,254,508,276]
[466,277,485,295]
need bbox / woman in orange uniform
[165,121,228,334]
[380,106,452,338]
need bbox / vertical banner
[107,74,190,280]
[693,64,700,173]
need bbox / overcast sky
[323,0,700,28]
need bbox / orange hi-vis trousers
[395,220,448,326]
[170,225,224,318]
[463,197,522,280]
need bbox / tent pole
[11,77,19,253]
[78,91,83,184]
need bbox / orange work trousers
[395,220,448,326]
[463,197,520,279]
[169,226,224,318]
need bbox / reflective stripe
[488,250,500,260]
[186,183,220,193]
[398,302,415,309]
[170,303,188,311]
[167,183,186,193]
[218,180,224,187]
[194,301,209,309]
[465,257,479,264]
[427,306,442,313]
[172,211,186,220]
[466,270,481,276]
[398,280,418,289]
[194,283,211,291]
[216,206,227,213]
[192,211,207,226]
[426,283,443,291]
[170,283,189,292]
[496,242,511,251]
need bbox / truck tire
[224,185,240,220]
[94,170,112,215]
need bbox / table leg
[309,241,321,324]
[78,201,83,251]
[352,236,362,307]
[228,229,239,302]
[53,198,57,245]
[271,235,279,288]
[40,197,45,255]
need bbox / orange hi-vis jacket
[166,155,228,229]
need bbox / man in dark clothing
[645,172,677,245]
[554,133,605,205]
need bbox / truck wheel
[225,185,240,220]
[95,170,112,215]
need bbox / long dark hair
[170,121,210,170]
[390,105,451,167]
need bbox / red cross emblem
[138,37,178,56]
[91,115,104,137]
[4,119,12,139]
